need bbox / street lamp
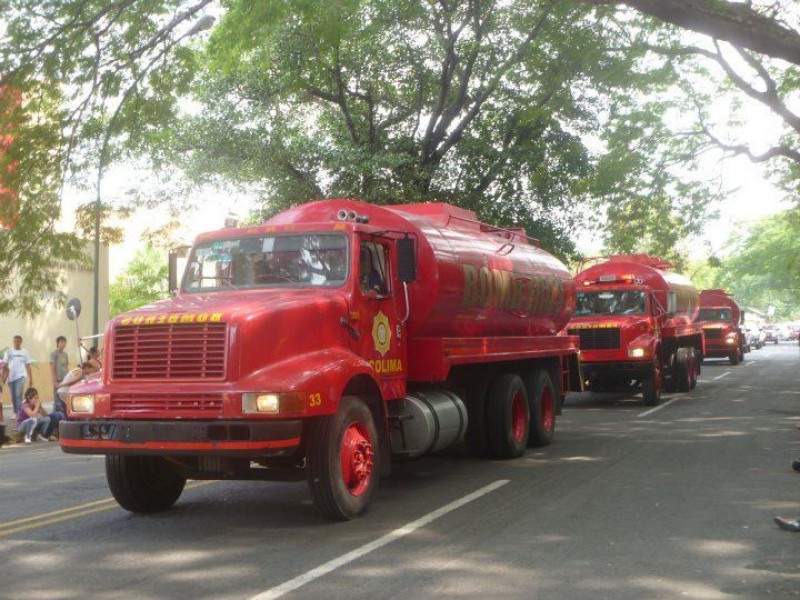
[92,14,215,336]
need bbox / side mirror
[168,246,191,294]
[66,298,82,320]
[397,238,416,283]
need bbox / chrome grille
[112,322,227,380]
[568,327,621,350]
[703,328,723,340]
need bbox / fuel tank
[575,255,698,328]
[266,199,576,337]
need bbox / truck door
[352,238,408,391]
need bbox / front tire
[106,455,186,513]
[487,374,529,458]
[674,347,693,393]
[307,396,380,520]
[642,360,662,406]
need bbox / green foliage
[715,209,800,319]
[0,79,85,316]
[166,0,660,260]
[109,246,168,316]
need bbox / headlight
[628,347,647,358]
[242,393,280,414]
[71,395,95,413]
[725,337,736,344]
[242,392,305,414]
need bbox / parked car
[763,326,779,344]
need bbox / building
[0,242,108,402]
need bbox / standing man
[49,336,69,413]
[2,335,33,416]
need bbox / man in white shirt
[2,335,33,416]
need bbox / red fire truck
[60,199,582,520]
[567,255,704,406]
[696,289,747,365]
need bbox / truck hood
[111,288,353,382]
[113,288,347,325]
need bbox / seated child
[18,387,52,443]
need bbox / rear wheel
[526,369,556,447]
[464,378,493,458]
[307,396,379,520]
[106,455,186,513]
[642,360,662,406]
[487,374,529,458]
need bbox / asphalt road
[1,343,798,599]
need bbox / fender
[239,347,378,417]
[628,333,658,359]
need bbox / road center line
[713,372,731,380]
[637,397,679,418]
[0,481,214,538]
[250,479,511,600]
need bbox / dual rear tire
[467,369,557,459]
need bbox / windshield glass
[697,308,732,322]
[183,234,349,292]
[576,290,647,316]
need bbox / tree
[109,246,168,316]
[0,0,214,315]
[163,0,686,259]
[715,209,800,319]
[576,1,800,192]
[581,0,800,67]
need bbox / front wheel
[106,455,186,513]
[642,360,662,406]
[729,349,741,365]
[307,396,380,520]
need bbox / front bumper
[703,343,735,357]
[582,360,653,381]
[59,419,303,457]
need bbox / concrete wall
[0,242,108,402]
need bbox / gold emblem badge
[372,311,391,356]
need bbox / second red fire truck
[567,255,704,405]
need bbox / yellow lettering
[179,314,196,323]
[478,267,492,308]
[167,315,179,324]
[156,315,166,324]
[197,313,208,323]
[120,317,132,326]
[210,313,223,322]
[463,265,479,307]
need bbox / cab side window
[359,242,389,295]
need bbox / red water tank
[267,200,576,337]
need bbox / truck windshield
[697,308,732,322]
[183,234,349,292]
[576,290,647,316]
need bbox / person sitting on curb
[17,388,52,443]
